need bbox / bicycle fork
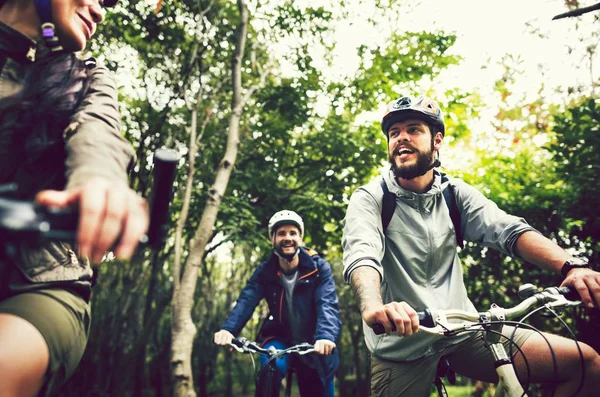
[485,310,526,397]
[488,342,525,397]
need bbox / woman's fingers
[114,192,149,260]
[90,183,126,262]
[36,179,149,264]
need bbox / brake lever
[229,337,249,353]
[296,348,316,356]
[229,342,246,353]
[286,343,315,355]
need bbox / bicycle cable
[427,326,533,397]
[451,322,540,397]
[542,305,586,397]
[513,302,586,397]
[513,306,559,397]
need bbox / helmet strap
[41,23,63,52]
[433,151,441,168]
[34,0,63,52]
[414,153,441,178]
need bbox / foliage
[549,98,600,254]
[457,60,600,354]
[56,0,600,395]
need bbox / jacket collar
[382,165,443,210]
[0,21,46,64]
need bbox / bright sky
[302,0,599,173]
[417,0,597,96]
[322,0,599,100]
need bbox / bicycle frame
[479,315,524,397]
[374,285,581,396]
[430,286,580,396]
[256,350,279,397]
[426,309,524,396]
[230,338,315,397]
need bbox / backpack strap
[440,173,464,249]
[380,178,396,231]
[380,174,464,249]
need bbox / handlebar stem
[417,285,580,337]
[229,338,315,357]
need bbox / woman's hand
[35,178,149,263]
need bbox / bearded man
[342,95,600,396]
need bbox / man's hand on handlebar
[35,178,149,264]
[314,339,336,355]
[560,268,600,309]
[214,329,235,346]
[363,301,419,336]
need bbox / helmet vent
[393,97,412,109]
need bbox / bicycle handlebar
[371,309,435,335]
[229,337,315,357]
[0,148,180,250]
[371,285,581,336]
[146,149,179,249]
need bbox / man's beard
[274,240,299,262]
[389,140,435,180]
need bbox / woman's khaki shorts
[0,288,91,396]
[371,326,535,397]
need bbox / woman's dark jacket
[0,21,134,297]
[221,247,341,383]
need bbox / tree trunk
[170,1,249,396]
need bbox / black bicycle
[0,148,179,256]
[230,337,315,397]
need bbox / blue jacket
[221,247,341,382]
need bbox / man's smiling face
[272,224,302,258]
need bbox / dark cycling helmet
[381,95,445,136]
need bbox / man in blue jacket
[214,210,341,397]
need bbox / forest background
[56,0,599,396]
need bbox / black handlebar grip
[371,309,434,335]
[146,149,180,249]
[43,205,79,235]
[558,286,581,301]
[371,323,386,335]
[419,309,435,328]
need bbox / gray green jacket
[0,22,134,291]
[342,166,536,361]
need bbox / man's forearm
[515,230,570,273]
[350,266,383,314]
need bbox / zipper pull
[26,45,36,62]
[68,249,79,265]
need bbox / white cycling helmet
[268,210,304,239]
